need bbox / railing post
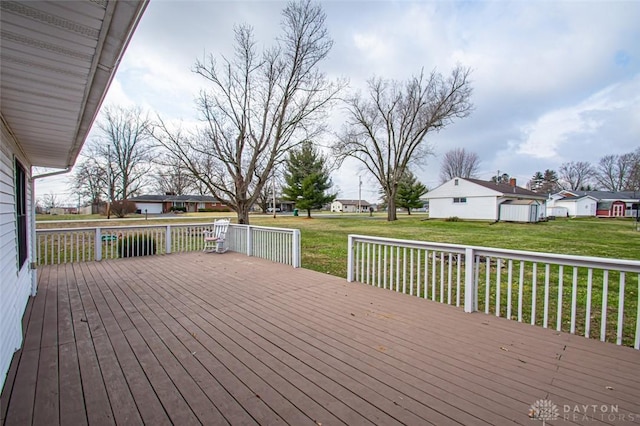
[464,247,476,313]
[95,227,102,261]
[292,229,301,268]
[165,225,172,254]
[347,235,354,282]
[246,225,253,257]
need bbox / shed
[499,200,540,223]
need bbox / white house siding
[0,120,34,393]
[547,206,569,217]
[500,203,540,222]
[135,202,163,214]
[427,179,502,220]
[554,198,597,217]
[430,196,498,220]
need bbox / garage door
[135,203,163,214]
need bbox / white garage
[135,202,163,214]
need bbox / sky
[36,0,640,205]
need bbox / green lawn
[246,214,640,277]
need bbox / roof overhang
[0,0,148,169]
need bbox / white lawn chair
[203,219,230,253]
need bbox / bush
[110,200,137,218]
[118,235,157,258]
[198,207,232,212]
[171,206,187,212]
[445,216,460,222]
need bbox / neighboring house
[331,199,372,213]
[426,177,547,222]
[48,206,79,215]
[128,194,228,214]
[0,1,147,393]
[546,191,598,217]
[548,190,639,218]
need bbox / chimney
[509,178,516,187]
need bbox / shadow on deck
[1,252,639,425]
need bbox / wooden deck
[1,252,639,425]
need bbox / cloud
[515,75,640,159]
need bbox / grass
[246,214,640,277]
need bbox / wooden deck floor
[1,252,639,425]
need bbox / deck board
[2,252,639,425]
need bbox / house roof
[1,1,148,169]
[558,190,640,201]
[555,194,599,203]
[501,199,538,205]
[129,195,221,203]
[334,199,371,206]
[463,178,547,199]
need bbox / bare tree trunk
[387,193,398,221]
[236,203,250,224]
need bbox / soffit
[0,0,148,168]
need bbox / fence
[35,222,301,268]
[347,234,640,349]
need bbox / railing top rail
[349,234,640,272]
[36,222,217,233]
[229,223,299,233]
[349,234,468,254]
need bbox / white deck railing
[227,224,301,267]
[35,223,301,268]
[348,234,640,349]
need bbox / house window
[197,203,206,209]
[454,179,459,186]
[15,159,28,269]
[453,197,467,203]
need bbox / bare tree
[152,0,344,224]
[40,192,59,212]
[255,172,284,214]
[84,105,152,202]
[152,154,196,195]
[625,147,640,192]
[595,153,635,192]
[333,66,473,221]
[71,158,107,204]
[558,161,595,190]
[439,148,480,183]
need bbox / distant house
[426,177,547,222]
[128,194,227,214]
[546,191,598,217]
[548,190,639,218]
[48,207,79,215]
[331,199,372,213]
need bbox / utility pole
[272,169,277,219]
[107,145,111,219]
[358,175,362,213]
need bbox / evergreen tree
[396,171,428,215]
[282,141,336,218]
[528,171,544,191]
